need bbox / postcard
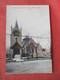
[6,5,52,74]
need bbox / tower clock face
[13,30,20,36]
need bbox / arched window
[30,45,34,53]
[13,30,20,36]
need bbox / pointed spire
[15,20,18,28]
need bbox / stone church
[10,20,45,59]
[10,20,22,58]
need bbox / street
[6,59,52,74]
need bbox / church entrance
[13,49,20,58]
[11,41,22,58]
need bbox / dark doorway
[13,49,20,58]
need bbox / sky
[6,5,51,50]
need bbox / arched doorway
[13,48,20,58]
[11,42,22,58]
[30,45,34,58]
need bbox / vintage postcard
[6,5,52,74]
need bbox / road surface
[6,59,52,74]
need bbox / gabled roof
[22,36,37,48]
[11,42,22,49]
[22,37,29,47]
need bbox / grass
[6,56,51,62]
[6,58,16,62]
[24,56,51,61]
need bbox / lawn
[6,56,51,62]
[24,56,51,61]
[6,58,16,62]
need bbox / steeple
[15,20,18,28]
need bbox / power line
[6,33,50,39]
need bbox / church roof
[22,36,37,48]
[22,37,29,48]
[11,42,22,49]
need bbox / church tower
[10,20,22,59]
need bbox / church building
[10,20,46,59]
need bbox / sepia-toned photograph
[6,5,52,74]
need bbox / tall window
[30,45,34,53]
